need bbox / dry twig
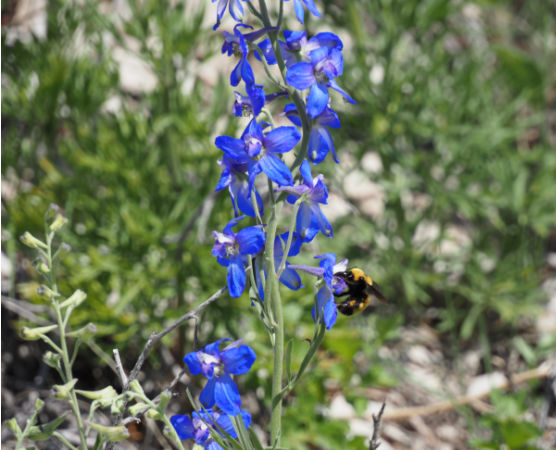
[369,402,386,450]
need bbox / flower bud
[110,396,125,415]
[43,351,62,369]
[6,418,22,439]
[20,232,47,249]
[37,285,58,299]
[20,325,57,341]
[60,289,87,309]
[52,379,78,399]
[75,386,118,401]
[128,402,149,416]
[128,380,145,396]
[34,398,45,411]
[145,408,162,420]
[89,423,130,442]
[157,390,173,411]
[50,214,68,232]
[38,262,50,274]
[67,322,97,339]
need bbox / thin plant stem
[262,189,285,445]
[276,199,301,279]
[45,231,88,450]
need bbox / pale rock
[466,372,506,397]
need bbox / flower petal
[323,296,338,329]
[299,160,313,186]
[307,82,328,118]
[286,62,315,90]
[184,352,202,375]
[297,202,319,242]
[214,374,241,416]
[293,0,305,23]
[221,345,257,374]
[229,0,244,21]
[308,126,335,164]
[215,136,248,161]
[328,79,356,104]
[200,377,217,409]
[170,415,196,440]
[310,204,333,238]
[227,257,246,298]
[236,226,265,255]
[258,153,293,186]
[280,266,303,290]
[206,441,225,450]
[264,126,301,154]
[215,414,237,438]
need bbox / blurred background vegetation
[2,0,555,448]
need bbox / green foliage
[470,390,543,449]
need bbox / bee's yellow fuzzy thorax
[351,268,373,285]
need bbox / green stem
[53,431,79,450]
[263,193,284,445]
[276,199,301,279]
[45,232,88,450]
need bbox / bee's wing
[366,282,387,304]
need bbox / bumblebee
[333,268,387,316]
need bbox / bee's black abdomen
[337,301,356,315]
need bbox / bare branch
[126,286,226,384]
[369,402,386,450]
[113,349,129,388]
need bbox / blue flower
[311,253,349,329]
[286,46,355,118]
[212,216,265,297]
[284,103,340,164]
[216,156,264,218]
[257,31,342,69]
[233,83,266,117]
[212,0,250,30]
[276,160,333,242]
[254,232,304,300]
[215,119,301,190]
[282,0,321,24]
[184,339,257,416]
[222,25,257,87]
[171,408,251,449]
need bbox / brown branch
[381,361,552,422]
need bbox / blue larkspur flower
[184,339,256,416]
[171,408,251,449]
[212,216,265,297]
[286,45,355,118]
[216,155,264,218]
[212,0,250,30]
[257,31,343,69]
[222,25,270,87]
[233,84,266,117]
[311,253,349,329]
[276,160,333,242]
[284,103,340,164]
[254,232,304,300]
[215,119,301,190]
[282,0,321,24]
